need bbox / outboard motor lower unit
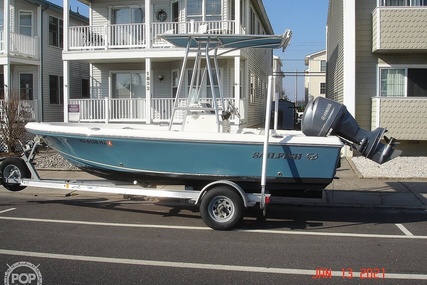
[302,97,401,164]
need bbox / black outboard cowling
[301,97,401,164]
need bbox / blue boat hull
[40,133,341,194]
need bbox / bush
[0,91,31,153]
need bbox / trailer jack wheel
[0,158,30,191]
[200,186,244,230]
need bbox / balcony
[68,20,238,51]
[372,97,427,140]
[0,32,39,59]
[372,7,427,53]
[68,97,236,124]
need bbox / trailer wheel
[200,186,244,230]
[0,158,30,191]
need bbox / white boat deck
[26,122,343,147]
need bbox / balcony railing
[69,20,238,50]
[0,32,39,58]
[69,23,146,50]
[68,97,236,124]
[372,7,427,52]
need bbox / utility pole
[295,69,298,103]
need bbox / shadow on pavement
[27,196,427,231]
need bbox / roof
[304,49,326,65]
[27,0,88,23]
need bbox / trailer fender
[196,180,250,207]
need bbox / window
[20,74,33,100]
[50,75,63,104]
[207,70,220,98]
[112,72,145,98]
[172,70,179,98]
[380,0,427,6]
[187,0,202,21]
[230,0,235,20]
[112,6,144,24]
[0,9,4,30]
[250,73,255,105]
[380,69,405,97]
[408,69,427,97]
[111,7,144,46]
[206,0,221,21]
[49,16,63,48]
[82,79,90,98]
[0,74,4,100]
[250,9,256,34]
[320,60,326,72]
[320,82,326,94]
[19,11,32,36]
[380,68,427,97]
[187,0,221,22]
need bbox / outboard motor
[302,97,401,164]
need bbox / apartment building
[62,0,279,127]
[0,0,88,122]
[304,50,326,103]
[327,0,427,155]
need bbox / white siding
[42,8,89,122]
[244,47,273,127]
[327,0,344,103]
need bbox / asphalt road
[1,189,426,284]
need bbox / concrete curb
[346,156,363,179]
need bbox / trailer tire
[0,158,30,191]
[200,186,244,230]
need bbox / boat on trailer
[0,31,400,230]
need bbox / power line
[273,71,326,77]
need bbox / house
[304,50,326,103]
[62,0,280,127]
[0,0,88,122]
[327,0,427,156]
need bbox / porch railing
[69,20,237,50]
[0,100,37,122]
[0,32,39,58]
[69,97,235,123]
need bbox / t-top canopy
[159,30,292,51]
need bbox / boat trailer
[0,137,270,230]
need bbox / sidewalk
[3,158,427,210]
[274,158,427,210]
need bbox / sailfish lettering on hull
[253,152,302,160]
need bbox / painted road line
[0,249,427,280]
[237,228,427,239]
[0,208,16,214]
[0,216,210,231]
[1,215,427,239]
[395,224,414,236]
